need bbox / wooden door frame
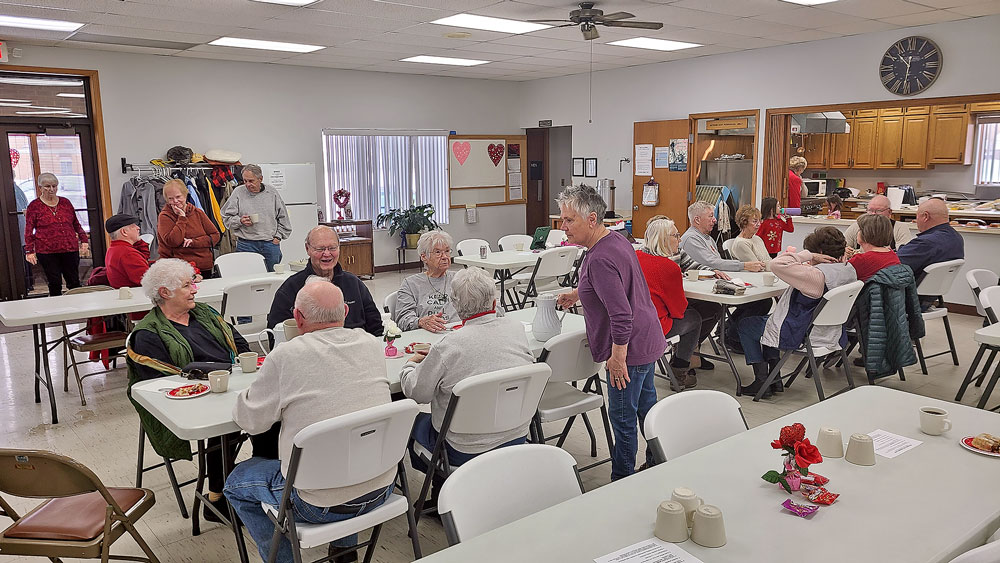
[688,109,761,206]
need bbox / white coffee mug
[273,263,287,273]
[845,433,876,466]
[654,501,689,543]
[919,406,952,436]
[763,272,777,286]
[515,242,525,251]
[686,270,700,282]
[238,351,259,373]
[256,327,286,355]
[691,505,726,548]
[815,427,844,458]
[282,318,299,340]
[671,487,703,526]
[118,286,133,300]
[208,370,230,393]
[250,213,260,223]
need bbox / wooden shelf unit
[322,219,374,279]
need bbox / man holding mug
[220,164,291,271]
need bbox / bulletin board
[448,134,527,210]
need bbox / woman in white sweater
[730,205,772,271]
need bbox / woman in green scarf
[127,258,251,522]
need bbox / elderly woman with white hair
[788,156,808,209]
[555,185,666,480]
[24,172,89,295]
[400,266,533,492]
[394,230,459,332]
[127,258,250,522]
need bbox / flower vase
[385,340,398,358]
[783,460,802,491]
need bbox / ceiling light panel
[0,77,84,87]
[0,15,84,32]
[431,14,550,34]
[779,0,839,5]
[400,55,489,66]
[251,0,319,5]
[208,37,324,53]
[57,93,86,98]
[608,37,702,51]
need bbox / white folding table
[419,386,1000,563]
[682,273,788,394]
[454,248,584,310]
[0,271,291,424]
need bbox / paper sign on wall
[465,204,478,224]
[668,139,688,172]
[635,144,653,161]
[267,167,286,190]
[509,172,522,186]
[509,186,523,200]
[635,161,652,176]
[654,147,670,168]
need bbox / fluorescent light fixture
[400,55,489,66]
[0,15,83,32]
[0,101,32,107]
[57,92,85,98]
[0,98,31,103]
[208,37,323,53]
[16,110,70,115]
[608,37,701,51]
[25,105,73,110]
[0,77,83,86]
[250,0,318,5]
[431,14,550,34]
[779,0,839,4]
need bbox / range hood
[791,112,848,134]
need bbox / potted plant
[376,204,440,249]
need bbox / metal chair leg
[136,426,146,488]
[957,345,987,401]
[840,349,855,391]
[943,315,959,366]
[977,361,1000,409]
[914,338,928,375]
[396,462,422,559]
[806,347,825,401]
[977,349,998,387]
[579,412,598,457]
[163,458,190,519]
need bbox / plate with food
[166,383,211,399]
[961,433,1000,457]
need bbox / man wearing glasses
[266,225,383,336]
[843,194,914,255]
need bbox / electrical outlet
[561,178,565,186]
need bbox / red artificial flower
[779,423,806,448]
[771,439,784,449]
[794,439,823,468]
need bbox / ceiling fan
[529,2,663,41]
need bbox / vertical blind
[974,116,1000,186]
[323,131,448,224]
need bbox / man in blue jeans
[225,280,393,563]
[220,164,291,272]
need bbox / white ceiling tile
[0,3,102,23]
[647,27,751,45]
[175,49,286,63]
[907,0,974,7]
[818,19,901,35]
[276,58,368,70]
[0,0,115,10]
[372,0,498,9]
[282,50,392,64]
[104,2,280,27]
[880,9,967,24]
[225,26,346,46]
[714,36,788,49]
[0,26,75,41]
[334,39,436,56]
[493,34,585,50]
[88,13,241,36]
[73,24,217,44]
[392,22,512,41]
[306,0,453,20]
[753,6,868,27]
[669,0,792,18]
[817,0,933,19]
[53,40,182,56]
[468,1,565,21]
[698,17,804,38]
[946,0,1000,16]
[634,5,741,28]
[777,29,841,43]
[452,41,551,56]
[126,0,294,15]
[368,32,473,49]
[273,9,413,32]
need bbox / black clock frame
[879,36,942,97]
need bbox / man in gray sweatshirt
[220,164,291,271]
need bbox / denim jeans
[224,457,391,563]
[607,361,657,481]
[736,315,779,366]
[236,238,282,272]
[408,412,526,474]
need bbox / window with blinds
[974,115,1000,186]
[322,130,449,224]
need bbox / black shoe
[770,380,785,393]
[853,356,865,367]
[328,545,358,563]
[741,379,773,398]
[696,358,715,371]
[202,497,229,523]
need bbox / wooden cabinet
[829,120,852,169]
[905,106,930,115]
[900,114,930,169]
[322,220,374,279]
[802,134,828,170]
[971,101,1000,112]
[855,109,879,118]
[851,117,878,169]
[876,115,904,169]
[927,112,970,164]
[879,107,904,116]
[931,104,967,114]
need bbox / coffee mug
[686,270,700,282]
[763,272,777,286]
[815,427,844,458]
[118,286,133,300]
[273,263,287,273]
[690,505,726,548]
[282,318,299,340]
[515,242,525,251]
[238,351,259,373]
[670,487,702,526]
[208,370,230,393]
[845,433,876,466]
[654,501,689,543]
[919,406,952,436]
[250,213,260,223]
[256,328,284,355]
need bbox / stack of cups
[656,488,726,547]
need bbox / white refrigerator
[260,163,319,263]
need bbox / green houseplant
[376,204,441,249]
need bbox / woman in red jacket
[157,179,221,277]
[636,218,703,390]
[24,172,89,296]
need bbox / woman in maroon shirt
[788,156,807,209]
[24,173,89,295]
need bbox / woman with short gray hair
[23,172,89,295]
[555,184,667,480]
[394,230,458,332]
[400,266,534,480]
[788,156,808,209]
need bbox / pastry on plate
[971,433,1000,453]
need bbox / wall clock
[879,36,941,96]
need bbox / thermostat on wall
[0,41,8,63]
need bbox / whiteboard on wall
[449,139,506,188]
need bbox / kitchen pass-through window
[322,130,449,224]
[974,115,1000,187]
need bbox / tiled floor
[0,268,995,562]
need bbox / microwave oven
[803,179,827,196]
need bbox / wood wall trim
[762,113,790,202]
[765,92,1000,116]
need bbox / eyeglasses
[430,249,451,256]
[669,233,682,239]
[309,246,339,254]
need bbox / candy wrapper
[801,484,839,505]
[782,499,819,518]
[801,472,829,486]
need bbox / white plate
[961,436,1000,458]
[165,383,211,399]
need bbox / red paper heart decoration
[9,148,19,168]
[453,141,471,165]
[488,143,504,166]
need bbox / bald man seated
[844,194,914,253]
[897,197,964,286]
[226,279,393,563]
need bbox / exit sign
[538,120,552,127]
[0,41,8,63]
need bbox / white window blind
[974,115,1000,186]
[322,131,448,224]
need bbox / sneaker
[668,370,698,392]
[328,545,358,563]
[696,358,715,371]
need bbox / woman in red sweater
[636,218,703,390]
[157,179,221,277]
[757,197,794,257]
[848,214,900,281]
[788,156,807,209]
[24,172,89,296]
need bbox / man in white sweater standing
[224,279,391,563]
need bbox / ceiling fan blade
[600,11,634,21]
[527,19,573,23]
[582,25,600,40]
[603,20,663,30]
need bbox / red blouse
[24,197,89,254]
[848,250,901,282]
[757,217,794,254]
[636,250,688,334]
[788,169,802,208]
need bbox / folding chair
[655,334,683,391]
[721,237,736,260]
[913,259,965,374]
[510,247,577,309]
[215,252,267,277]
[220,277,286,339]
[0,448,159,563]
[956,286,1000,408]
[455,238,491,257]
[60,285,129,406]
[948,528,1000,563]
[966,269,999,323]
[532,330,611,472]
[753,281,864,401]
[437,445,583,546]
[643,390,747,463]
[411,364,551,524]
[498,234,532,252]
[383,291,398,318]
